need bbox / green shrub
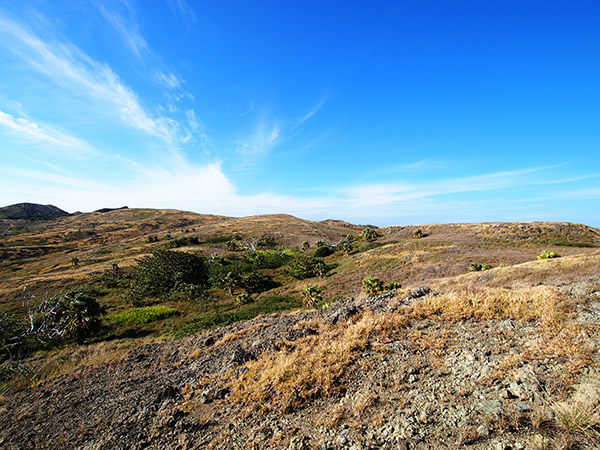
[99,263,130,289]
[313,246,333,258]
[362,228,379,242]
[287,256,333,280]
[338,241,354,256]
[105,306,180,324]
[362,275,384,294]
[244,250,291,269]
[538,250,560,260]
[170,236,200,248]
[209,259,277,294]
[412,229,424,239]
[130,250,208,301]
[385,281,401,291]
[302,285,322,307]
[236,292,253,306]
[468,263,490,272]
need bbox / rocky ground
[1,279,600,450]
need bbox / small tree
[302,285,322,307]
[301,241,310,251]
[130,250,207,301]
[55,290,102,344]
[412,229,423,239]
[362,275,384,294]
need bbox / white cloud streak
[166,0,197,28]
[96,2,148,57]
[0,109,97,157]
[0,14,178,144]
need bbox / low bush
[105,306,180,324]
[468,263,490,272]
[362,275,384,294]
[362,228,379,242]
[313,246,334,258]
[170,236,200,248]
[538,250,560,260]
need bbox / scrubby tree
[302,285,322,307]
[130,250,208,301]
[54,290,102,344]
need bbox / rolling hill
[1,207,600,449]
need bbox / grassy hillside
[1,208,600,449]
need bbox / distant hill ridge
[0,203,69,221]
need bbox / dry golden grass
[227,311,409,414]
[407,286,570,325]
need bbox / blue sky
[0,1,599,226]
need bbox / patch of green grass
[105,305,181,324]
[170,295,301,337]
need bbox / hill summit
[0,203,69,221]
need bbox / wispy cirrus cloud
[234,121,281,158]
[166,0,197,29]
[0,14,179,145]
[95,1,148,57]
[0,109,97,157]
[95,1,183,90]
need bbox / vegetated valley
[1,203,600,449]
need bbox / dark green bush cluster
[1,289,102,361]
[129,250,208,301]
[362,228,379,242]
[146,236,159,243]
[208,259,277,295]
[99,263,130,288]
[287,255,334,279]
[313,245,334,258]
[362,276,401,294]
[243,250,291,269]
[170,236,200,248]
[468,263,490,272]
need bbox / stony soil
[1,280,600,450]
